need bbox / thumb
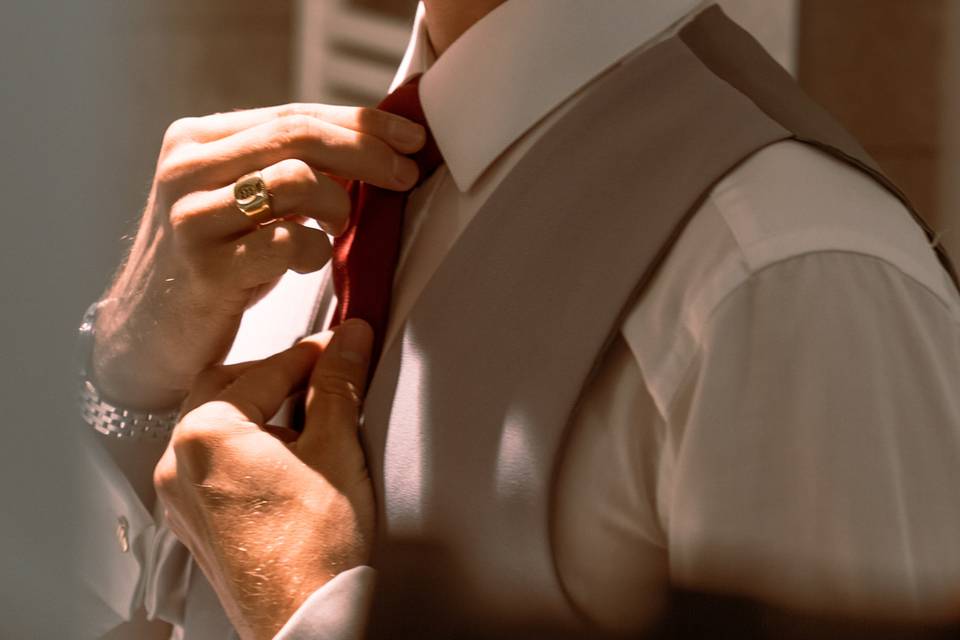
[215,340,322,424]
[296,319,374,467]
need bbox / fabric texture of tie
[330,74,442,364]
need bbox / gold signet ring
[234,171,275,224]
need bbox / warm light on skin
[422,0,507,56]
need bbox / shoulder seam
[653,249,960,420]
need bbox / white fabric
[555,142,960,630]
[80,1,960,638]
[411,0,705,191]
[273,567,377,640]
[223,233,328,365]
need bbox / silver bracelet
[79,379,179,440]
[76,300,179,441]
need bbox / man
[80,1,960,638]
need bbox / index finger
[186,116,420,193]
[175,103,426,154]
[216,338,328,424]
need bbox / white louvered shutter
[295,0,418,105]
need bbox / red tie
[331,75,442,364]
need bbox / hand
[154,319,376,640]
[93,103,425,409]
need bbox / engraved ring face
[234,171,275,224]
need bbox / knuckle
[153,456,177,498]
[267,222,296,250]
[233,235,289,284]
[356,132,394,169]
[361,106,401,139]
[273,158,313,188]
[275,114,316,146]
[354,106,384,129]
[317,183,352,235]
[167,197,194,230]
[278,102,310,118]
[334,127,390,172]
[166,196,211,248]
[155,153,193,186]
[350,129,377,153]
[171,412,218,465]
[267,226,298,266]
[162,117,197,149]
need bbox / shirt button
[116,516,130,553]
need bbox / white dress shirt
[84,2,960,638]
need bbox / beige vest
[356,6,958,634]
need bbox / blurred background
[0,0,957,636]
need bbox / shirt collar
[390,0,710,192]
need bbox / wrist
[78,300,180,443]
[90,353,187,412]
[222,540,347,640]
[91,292,237,410]
[91,322,189,411]
[86,298,189,411]
[236,575,333,640]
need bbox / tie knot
[377,75,443,186]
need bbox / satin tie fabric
[331,75,443,364]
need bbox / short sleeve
[666,251,960,617]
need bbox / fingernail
[391,120,426,148]
[298,330,333,351]
[335,319,373,364]
[393,156,419,189]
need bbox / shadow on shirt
[366,539,960,640]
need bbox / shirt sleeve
[273,566,377,640]
[75,426,169,634]
[665,250,960,618]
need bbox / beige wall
[798,0,958,259]
[111,0,294,255]
[715,0,959,262]
[121,1,292,115]
[942,2,960,260]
